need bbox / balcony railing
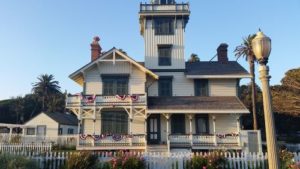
[66,94,147,108]
[140,3,190,13]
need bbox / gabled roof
[185,61,251,78]
[44,112,78,126]
[69,48,158,86]
[148,96,249,113]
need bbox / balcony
[139,3,190,15]
[66,94,147,108]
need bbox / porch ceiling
[147,96,249,114]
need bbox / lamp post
[252,30,280,169]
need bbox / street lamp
[252,30,280,169]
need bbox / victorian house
[66,0,261,152]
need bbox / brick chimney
[90,36,102,61]
[217,43,229,63]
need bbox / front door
[147,114,160,144]
[37,125,46,136]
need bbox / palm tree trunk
[249,58,258,130]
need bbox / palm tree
[32,74,61,111]
[188,53,200,63]
[234,34,258,130]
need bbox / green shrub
[110,153,146,169]
[62,151,98,169]
[188,152,227,169]
[279,149,295,169]
[0,153,38,169]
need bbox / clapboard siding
[209,79,237,96]
[25,113,59,137]
[85,61,146,95]
[148,72,194,96]
[215,114,238,133]
[144,19,185,69]
[132,117,145,134]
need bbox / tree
[32,74,61,111]
[234,34,258,130]
[271,68,300,116]
[188,53,200,63]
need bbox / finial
[93,36,100,42]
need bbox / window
[158,77,172,96]
[155,18,174,35]
[26,128,35,135]
[195,115,209,134]
[194,79,209,96]
[160,0,175,4]
[68,128,74,134]
[102,111,128,134]
[158,45,172,66]
[171,114,185,134]
[58,128,63,135]
[102,75,129,96]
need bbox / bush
[188,152,227,169]
[0,153,38,169]
[62,151,98,169]
[110,153,146,169]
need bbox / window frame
[194,79,209,96]
[171,114,186,134]
[195,114,209,135]
[158,76,173,97]
[101,111,128,134]
[154,18,175,35]
[102,75,129,96]
[26,128,35,135]
[67,128,74,135]
[158,45,172,66]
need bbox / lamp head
[252,30,272,65]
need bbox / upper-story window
[158,76,173,96]
[194,79,209,96]
[102,75,129,96]
[154,18,174,35]
[158,45,172,66]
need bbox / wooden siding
[209,79,237,96]
[85,61,146,95]
[148,72,194,96]
[215,114,238,134]
[144,19,185,69]
[25,113,59,137]
[59,124,78,135]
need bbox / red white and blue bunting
[115,94,140,101]
[216,133,239,139]
[79,134,133,142]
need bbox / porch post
[212,116,217,146]
[165,114,170,153]
[129,108,133,146]
[9,127,12,142]
[77,108,82,147]
[236,115,241,146]
[188,114,193,147]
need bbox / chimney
[217,43,229,63]
[90,36,102,61]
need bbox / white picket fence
[0,143,52,152]
[0,150,299,169]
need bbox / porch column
[9,127,13,142]
[129,108,133,146]
[77,108,82,147]
[212,116,217,146]
[236,116,241,146]
[188,114,193,146]
[165,114,170,153]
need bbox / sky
[0,0,299,100]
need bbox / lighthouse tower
[139,0,190,70]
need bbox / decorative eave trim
[147,109,250,114]
[186,75,252,79]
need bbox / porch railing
[78,134,146,148]
[66,94,147,108]
[169,134,239,147]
